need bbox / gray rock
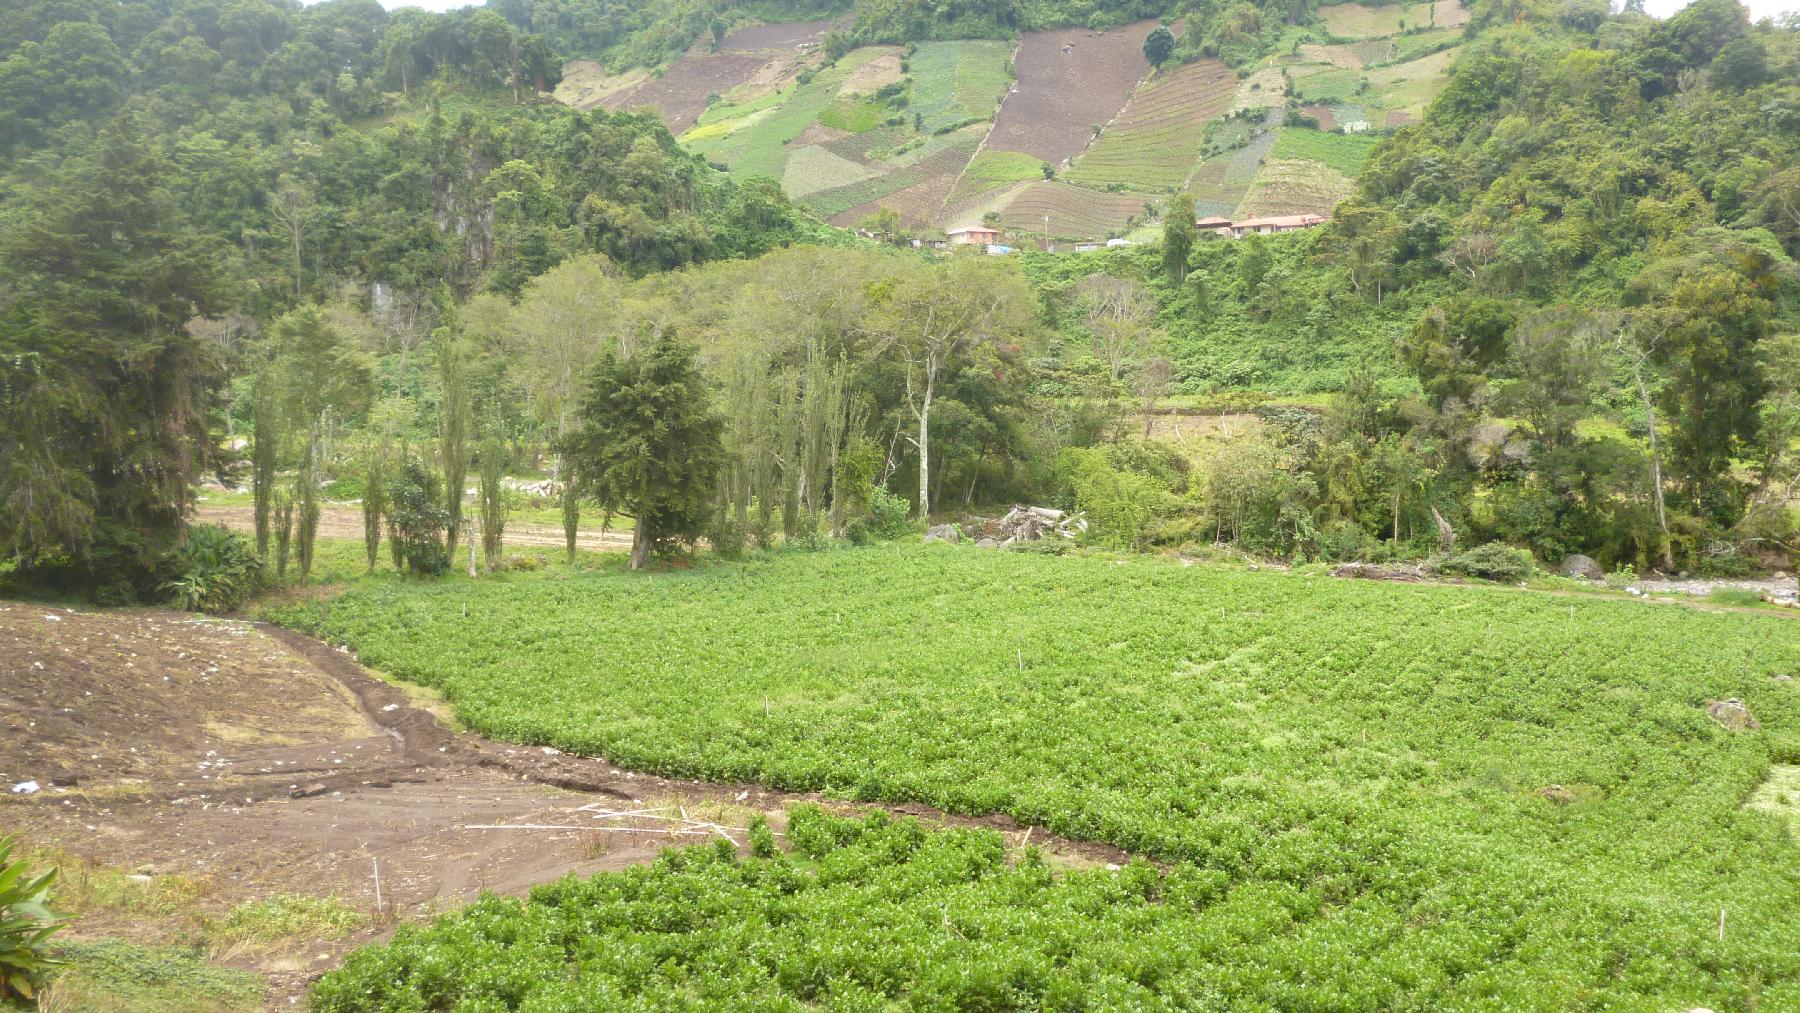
[1560,554,1604,581]
[1706,698,1760,731]
[923,524,960,544]
[975,537,999,549]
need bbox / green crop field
[910,40,1014,134]
[1064,60,1237,192]
[685,50,880,181]
[948,148,1045,203]
[275,547,1800,1008]
[1269,126,1382,176]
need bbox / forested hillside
[2,0,1798,597]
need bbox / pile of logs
[969,505,1087,547]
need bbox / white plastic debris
[382,703,399,712]
[11,781,40,794]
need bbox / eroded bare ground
[0,603,1123,1008]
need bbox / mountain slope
[555,3,1467,240]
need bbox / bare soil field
[983,20,1156,166]
[1,604,1122,1007]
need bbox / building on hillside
[1073,243,1101,252]
[1106,238,1131,247]
[1195,214,1329,238]
[946,225,1001,247]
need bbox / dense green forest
[2,0,1799,604]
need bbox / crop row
[277,547,1800,1007]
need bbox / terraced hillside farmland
[985,20,1157,167]
[568,19,835,132]
[278,547,1800,1008]
[1063,59,1237,191]
[909,40,1013,134]
[993,181,1150,240]
[556,10,1462,237]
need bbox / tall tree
[0,118,226,583]
[870,257,1034,518]
[437,325,472,563]
[563,334,724,570]
[1162,193,1197,284]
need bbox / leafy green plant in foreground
[1,835,67,1003]
[277,547,1800,1007]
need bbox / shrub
[387,457,450,576]
[1,835,66,1003]
[160,525,263,613]
[848,486,915,544]
[1437,543,1535,582]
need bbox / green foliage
[1436,542,1536,582]
[1143,24,1176,66]
[564,335,726,568]
[0,835,66,1003]
[39,940,261,1013]
[387,456,450,577]
[1162,192,1196,283]
[1268,127,1381,177]
[280,547,1800,1006]
[0,119,226,590]
[159,525,263,614]
[207,895,367,951]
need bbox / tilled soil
[1,604,1126,1008]
[985,20,1157,166]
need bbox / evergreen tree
[563,335,725,570]
[0,118,226,585]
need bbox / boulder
[1560,554,1604,581]
[1706,698,1760,731]
[975,537,999,549]
[923,524,960,544]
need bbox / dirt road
[195,503,633,552]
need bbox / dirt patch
[840,48,904,94]
[2,606,1132,1006]
[193,503,630,553]
[553,61,649,111]
[719,19,838,51]
[984,20,1156,166]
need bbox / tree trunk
[1636,369,1674,569]
[916,381,933,518]
[629,523,652,571]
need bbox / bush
[387,458,450,576]
[160,525,263,613]
[1436,543,1535,582]
[848,486,915,544]
[1,835,66,1004]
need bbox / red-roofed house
[1226,214,1327,238]
[946,225,1001,246]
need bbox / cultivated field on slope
[984,20,1156,166]
[800,130,982,219]
[684,48,883,179]
[1063,59,1237,191]
[1236,157,1358,216]
[1188,118,1278,218]
[1268,126,1382,177]
[591,19,835,133]
[909,39,1014,133]
[993,180,1149,239]
[277,547,1800,1008]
